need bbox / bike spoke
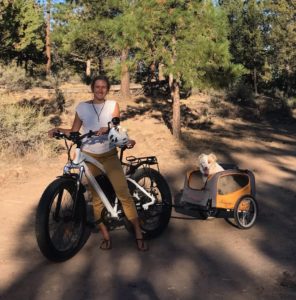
[48,189,83,252]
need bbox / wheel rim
[48,187,83,252]
[133,175,166,232]
[235,197,257,228]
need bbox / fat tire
[125,168,172,239]
[35,177,87,262]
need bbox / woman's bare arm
[96,102,120,136]
[112,102,120,118]
[112,102,135,148]
[48,113,82,137]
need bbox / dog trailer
[180,164,258,229]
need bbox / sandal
[136,238,149,252]
[100,239,112,250]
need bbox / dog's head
[198,153,217,177]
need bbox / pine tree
[0,0,45,68]
[220,0,267,95]
[265,0,296,95]
[63,1,149,99]
[46,0,51,75]
[135,0,232,138]
[0,1,18,61]
[101,0,144,99]
[52,1,117,79]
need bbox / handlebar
[53,130,96,143]
[53,130,129,158]
[53,117,123,143]
[52,118,130,161]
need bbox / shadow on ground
[1,99,296,299]
[2,133,296,299]
[121,96,296,137]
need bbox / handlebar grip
[111,117,120,126]
[53,131,63,139]
[119,145,128,151]
[87,130,95,138]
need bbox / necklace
[91,100,105,123]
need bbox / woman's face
[93,79,108,101]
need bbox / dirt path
[1,99,296,300]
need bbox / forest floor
[0,86,296,300]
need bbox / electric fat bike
[35,121,172,262]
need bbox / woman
[48,75,148,251]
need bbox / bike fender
[56,174,86,193]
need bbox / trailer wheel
[233,196,258,229]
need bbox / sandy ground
[0,95,296,300]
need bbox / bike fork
[71,167,85,220]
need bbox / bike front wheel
[35,177,87,262]
[126,168,172,239]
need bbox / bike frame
[65,147,156,219]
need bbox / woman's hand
[48,128,59,138]
[95,127,109,136]
[126,139,136,149]
[48,128,71,138]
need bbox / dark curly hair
[90,75,110,92]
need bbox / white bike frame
[65,147,156,219]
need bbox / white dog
[198,153,224,183]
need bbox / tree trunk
[46,0,51,76]
[120,48,131,99]
[169,35,180,138]
[285,64,292,96]
[170,73,181,139]
[253,67,257,95]
[169,73,174,99]
[86,59,91,77]
[99,57,104,74]
[158,63,165,81]
[149,61,156,82]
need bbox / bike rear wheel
[126,168,172,239]
[35,177,87,262]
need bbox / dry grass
[0,103,60,159]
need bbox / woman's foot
[100,239,112,250]
[136,238,149,251]
[129,218,148,251]
[98,223,111,250]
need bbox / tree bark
[285,64,292,96]
[158,63,165,81]
[253,67,257,95]
[170,73,181,139]
[149,61,156,82]
[120,48,131,99]
[169,73,174,99]
[86,59,91,77]
[46,0,51,76]
[99,57,104,74]
[169,35,181,139]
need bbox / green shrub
[0,103,60,158]
[227,81,254,106]
[0,62,32,91]
[287,97,296,109]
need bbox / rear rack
[126,155,158,165]
[124,155,159,175]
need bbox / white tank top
[76,100,117,154]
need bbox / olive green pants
[84,148,138,222]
